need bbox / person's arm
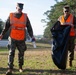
[0,17,10,38]
[73,16,76,37]
[73,16,76,28]
[26,17,34,38]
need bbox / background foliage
[43,0,76,39]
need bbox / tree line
[0,0,76,40]
[0,19,9,39]
[43,0,76,39]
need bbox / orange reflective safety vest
[59,14,75,36]
[10,13,27,40]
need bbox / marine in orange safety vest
[0,3,35,75]
[59,13,75,36]
[10,12,27,40]
[58,5,76,68]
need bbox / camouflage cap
[17,3,24,9]
[63,5,70,9]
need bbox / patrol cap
[17,3,24,9]
[63,5,70,9]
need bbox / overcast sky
[0,0,62,35]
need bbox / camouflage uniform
[1,13,33,69]
[7,37,11,50]
[66,16,76,66]
[67,36,75,61]
[8,38,27,69]
[60,14,76,63]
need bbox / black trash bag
[50,21,71,70]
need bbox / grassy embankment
[0,42,76,75]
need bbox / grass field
[0,43,76,75]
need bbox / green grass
[26,42,51,49]
[0,43,76,75]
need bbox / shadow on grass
[0,67,7,74]
[0,68,76,75]
[14,68,76,75]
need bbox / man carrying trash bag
[51,5,76,69]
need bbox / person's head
[63,5,70,16]
[16,3,24,13]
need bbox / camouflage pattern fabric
[8,38,27,69]
[67,36,75,61]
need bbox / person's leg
[17,40,27,72]
[18,50,24,72]
[6,39,16,75]
[7,44,11,50]
[68,37,75,67]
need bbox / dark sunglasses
[65,10,69,12]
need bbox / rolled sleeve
[26,17,33,37]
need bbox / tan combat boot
[6,69,12,75]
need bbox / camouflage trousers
[8,38,27,69]
[67,36,75,61]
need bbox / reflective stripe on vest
[10,13,27,40]
[59,14,75,36]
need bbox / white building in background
[0,39,32,47]
[0,40,8,47]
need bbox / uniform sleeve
[1,16,10,36]
[26,17,34,38]
[73,16,76,28]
